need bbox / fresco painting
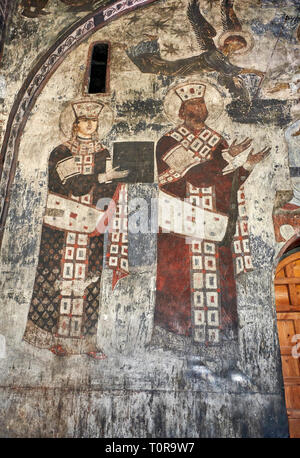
[21,0,106,18]
[127,0,260,102]
[0,0,300,437]
[154,80,270,346]
[23,100,129,357]
[6,0,300,355]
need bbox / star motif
[125,31,135,39]
[187,43,198,54]
[147,18,170,33]
[162,4,180,14]
[126,13,141,26]
[162,43,179,56]
[171,28,189,39]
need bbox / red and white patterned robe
[23,135,128,355]
[156,123,253,344]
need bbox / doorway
[275,244,300,438]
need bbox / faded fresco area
[20,0,113,17]
[0,0,299,437]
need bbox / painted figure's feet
[50,344,67,356]
[87,351,107,360]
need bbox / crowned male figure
[155,82,270,346]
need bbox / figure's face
[180,98,208,129]
[223,39,246,56]
[77,117,98,137]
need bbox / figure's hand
[267,82,289,94]
[226,137,253,157]
[245,146,271,168]
[98,166,129,183]
[107,166,129,181]
[233,76,244,89]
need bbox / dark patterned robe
[155,123,250,344]
[23,135,119,355]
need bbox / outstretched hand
[98,166,129,184]
[106,166,129,181]
[267,82,289,94]
[245,146,271,168]
[227,137,253,157]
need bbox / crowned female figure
[23,100,128,358]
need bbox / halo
[163,80,224,126]
[218,30,254,56]
[59,98,114,140]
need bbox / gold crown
[72,101,104,119]
[175,83,206,102]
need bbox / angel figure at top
[127,0,264,101]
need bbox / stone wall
[0,0,299,438]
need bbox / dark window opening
[88,43,109,94]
